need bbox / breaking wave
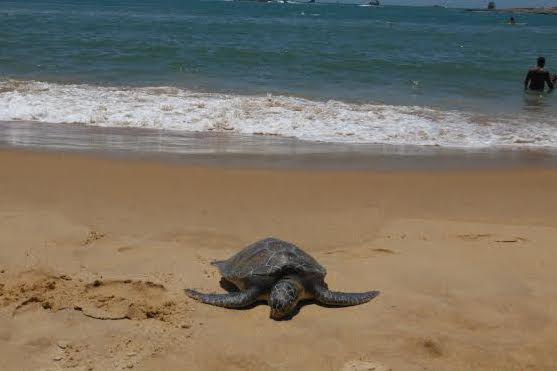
[1,79,556,149]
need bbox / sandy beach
[3,0,557,369]
[1,148,557,370]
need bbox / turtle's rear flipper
[312,284,379,306]
[184,286,260,308]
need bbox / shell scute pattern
[213,238,326,280]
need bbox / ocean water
[1,0,557,149]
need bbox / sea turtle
[185,238,380,320]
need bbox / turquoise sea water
[1,0,557,148]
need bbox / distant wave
[1,79,556,149]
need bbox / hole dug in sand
[2,271,188,325]
[77,280,176,321]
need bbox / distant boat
[433,2,449,8]
[465,1,497,12]
[359,0,379,6]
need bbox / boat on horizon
[432,1,449,8]
[359,0,380,7]
[465,1,497,12]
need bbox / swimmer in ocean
[509,16,516,25]
[524,57,554,92]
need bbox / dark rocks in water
[465,6,557,15]
[503,7,557,15]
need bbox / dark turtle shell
[212,238,326,282]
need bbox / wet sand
[3,120,557,171]
[1,149,557,370]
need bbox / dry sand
[1,149,557,370]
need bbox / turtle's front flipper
[184,286,260,308]
[312,283,379,306]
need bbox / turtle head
[269,277,303,320]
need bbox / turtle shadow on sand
[185,238,380,321]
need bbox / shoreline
[1,149,557,370]
[2,120,557,172]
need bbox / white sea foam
[1,79,556,149]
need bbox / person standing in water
[524,57,554,92]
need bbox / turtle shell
[212,238,326,283]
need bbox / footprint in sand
[117,246,135,253]
[323,249,347,255]
[51,341,94,369]
[82,230,105,246]
[382,233,408,240]
[421,338,443,357]
[341,360,391,371]
[323,247,396,258]
[457,233,528,245]
[456,233,492,241]
[371,248,395,254]
[494,237,528,244]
